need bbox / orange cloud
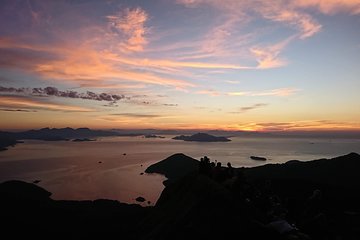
[237,119,360,131]
[251,43,287,69]
[0,96,92,112]
[0,4,198,90]
[0,39,194,89]
[34,56,194,88]
[105,53,251,70]
[196,89,222,96]
[226,92,250,96]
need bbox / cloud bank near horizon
[0,86,125,103]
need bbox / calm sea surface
[0,136,359,205]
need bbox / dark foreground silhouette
[1,153,360,239]
[0,135,22,151]
[145,153,199,186]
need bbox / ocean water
[0,136,359,205]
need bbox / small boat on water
[250,156,267,161]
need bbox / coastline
[1,152,360,239]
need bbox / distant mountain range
[0,127,119,150]
[111,128,360,139]
[1,127,359,151]
[172,133,231,142]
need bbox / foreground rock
[139,173,242,240]
[245,152,360,189]
[141,152,360,240]
[136,196,146,202]
[0,180,149,238]
[145,153,199,185]
[0,134,23,151]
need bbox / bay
[0,136,359,205]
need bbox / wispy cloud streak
[196,87,300,97]
[230,103,268,113]
[0,96,92,112]
[228,88,300,97]
[294,0,360,15]
[110,113,162,118]
[237,119,360,131]
[0,108,37,112]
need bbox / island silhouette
[144,134,165,139]
[72,138,96,142]
[1,152,360,239]
[172,132,231,142]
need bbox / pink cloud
[196,89,222,96]
[178,0,322,39]
[294,0,360,15]
[258,2,322,39]
[250,38,290,69]
[106,53,251,70]
[252,88,300,97]
[107,7,149,53]
[196,87,300,97]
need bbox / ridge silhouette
[1,152,360,239]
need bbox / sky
[0,0,360,131]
